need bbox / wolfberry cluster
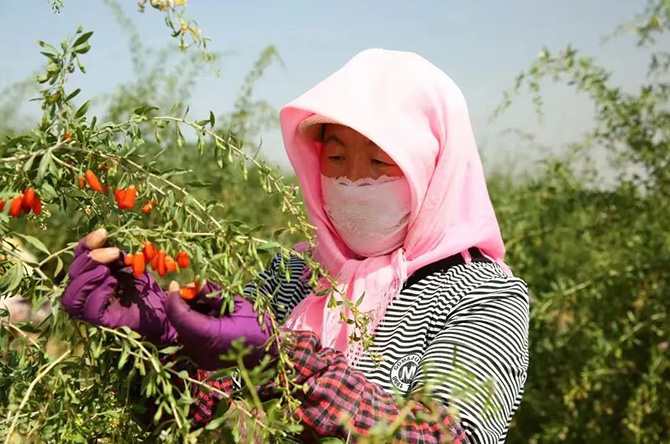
[124,241,191,279]
[79,170,156,213]
[1,188,42,218]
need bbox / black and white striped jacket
[246,251,530,444]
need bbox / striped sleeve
[243,254,312,323]
[411,277,530,444]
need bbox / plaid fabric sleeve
[185,332,469,442]
[189,368,239,429]
[152,352,240,429]
[284,331,471,444]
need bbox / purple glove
[165,282,274,370]
[62,239,176,344]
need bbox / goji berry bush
[0,4,377,440]
[0,8,321,439]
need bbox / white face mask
[321,174,412,257]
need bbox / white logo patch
[390,353,421,392]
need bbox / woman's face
[319,124,404,180]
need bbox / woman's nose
[345,158,372,182]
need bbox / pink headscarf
[280,49,508,364]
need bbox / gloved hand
[61,229,176,344]
[165,280,274,370]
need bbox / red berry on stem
[166,255,177,273]
[157,250,167,277]
[9,196,23,218]
[143,242,156,262]
[23,188,36,209]
[32,198,42,216]
[177,251,189,268]
[122,185,137,209]
[85,170,103,193]
[133,252,145,278]
[124,254,135,266]
[180,287,197,301]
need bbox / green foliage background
[1,1,669,443]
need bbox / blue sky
[1,1,650,170]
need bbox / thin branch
[4,349,71,444]
[0,321,41,348]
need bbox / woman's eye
[372,159,391,166]
[328,156,344,162]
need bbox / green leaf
[257,241,280,251]
[41,182,58,199]
[37,40,59,55]
[118,347,129,369]
[197,134,205,155]
[74,100,90,119]
[22,153,37,173]
[0,264,24,293]
[76,56,86,73]
[37,149,53,183]
[39,51,59,61]
[65,88,81,102]
[204,414,227,430]
[13,322,41,334]
[55,256,63,277]
[72,43,91,55]
[176,125,184,148]
[209,111,215,128]
[73,31,93,47]
[158,345,181,355]
[186,180,213,188]
[133,105,159,116]
[168,101,181,116]
[17,234,50,255]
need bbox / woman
[63,49,529,443]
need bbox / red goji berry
[166,255,177,273]
[22,188,36,211]
[143,242,156,262]
[122,185,136,209]
[180,287,197,301]
[85,170,103,193]
[151,249,160,270]
[78,177,86,189]
[32,198,42,216]
[114,189,126,207]
[177,251,189,269]
[9,196,23,218]
[64,131,71,141]
[103,183,110,195]
[157,250,167,277]
[0,200,5,211]
[133,252,145,278]
[141,199,157,214]
[124,254,134,266]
